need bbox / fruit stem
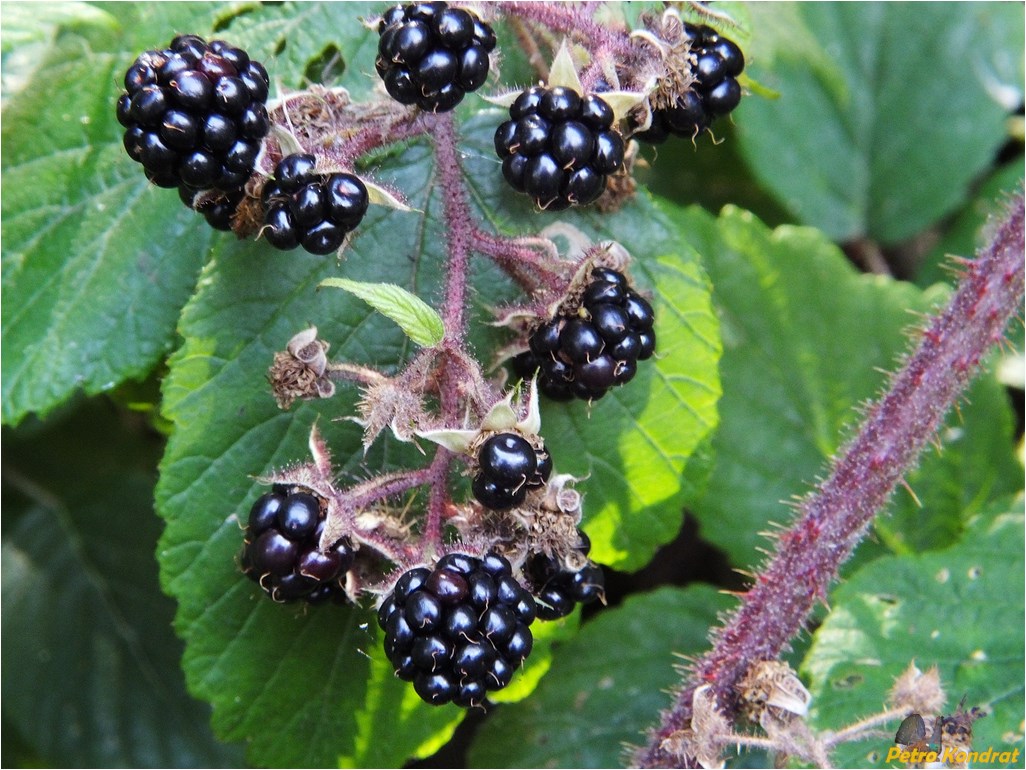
[471,229,567,293]
[498,1,635,61]
[634,194,1025,768]
[429,112,476,341]
[421,446,455,559]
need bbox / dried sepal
[268,326,337,409]
[889,662,946,717]
[355,378,432,450]
[688,684,730,768]
[258,425,338,509]
[737,660,812,729]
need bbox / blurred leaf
[803,496,1025,768]
[918,163,1026,288]
[468,585,735,769]
[0,2,118,52]
[679,205,1021,571]
[0,402,242,768]
[736,3,1023,243]
[320,277,445,347]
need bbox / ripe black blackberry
[633,24,745,143]
[241,487,355,604]
[261,153,369,255]
[472,432,552,511]
[116,34,270,223]
[376,552,538,707]
[512,267,656,401]
[376,2,497,113]
[526,529,604,621]
[495,86,625,210]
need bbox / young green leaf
[319,278,445,347]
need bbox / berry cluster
[495,86,625,210]
[262,153,370,255]
[116,34,270,228]
[377,552,537,706]
[472,432,552,511]
[376,1,497,113]
[241,486,355,604]
[526,529,604,620]
[634,24,745,143]
[513,267,656,401]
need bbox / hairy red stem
[636,194,1025,768]
[430,113,475,341]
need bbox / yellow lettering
[885,747,902,762]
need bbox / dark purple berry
[248,492,285,535]
[278,492,320,539]
[264,205,299,250]
[251,530,299,575]
[539,86,582,122]
[560,318,604,363]
[478,433,537,487]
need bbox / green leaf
[0,401,242,767]
[207,2,386,99]
[0,2,118,53]
[320,277,445,347]
[156,110,719,764]
[736,3,1023,243]
[468,585,735,769]
[803,496,1025,768]
[0,4,226,426]
[681,205,1021,571]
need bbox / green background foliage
[2,1,1022,767]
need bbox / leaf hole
[304,44,345,86]
[832,673,863,689]
[212,5,257,32]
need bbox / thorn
[899,478,922,508]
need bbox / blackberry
[512,267,655,401]
[377,552,537,707]
[241,488,355,604]
[376,2,497,113]
[633,24,745,143]
[472,432,552,511]
[495,86,624,210]
[261,153,369,255]
[526,529,604,620]
[116,35,271,225]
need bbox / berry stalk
[635,194,1025,768]
[430,112,476,340]
[497,1,634,61]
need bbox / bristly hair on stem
[634,193,1025,769]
